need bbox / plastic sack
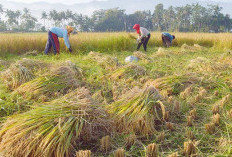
[125,56,138,63]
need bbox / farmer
[162,32,175,48]
[44,26,74,55]
[133,24,151,52]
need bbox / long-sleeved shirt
[49,27,71,48]
[139,27,150,39]
[162,32,174,43]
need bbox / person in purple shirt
[44,26,74,55]
[162,32,175,48]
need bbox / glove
[69,47,72,53]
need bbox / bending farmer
[133,24,151,51]
[162,32,175,48]
[44,26,74,55]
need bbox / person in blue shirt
[44,26,74,55]
[162,32,175,48]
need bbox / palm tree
[41,11,48,28]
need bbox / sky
[7,0,107,4]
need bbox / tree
[153,4,164,31]
[41,11,48,29]
[5,9,21,30]
[21,8,37,31]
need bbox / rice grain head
[146,143,158,157]
[76,150,91,157]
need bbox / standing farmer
[133,24,151,52]
[44,26,74,55]
[162,32,175,48]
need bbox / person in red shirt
[133,24,151,51]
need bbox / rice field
[0,33,232,157]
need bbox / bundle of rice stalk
[108,85,163,135]
[180,86,193,99]
[133,51,152,62]
[88,51,119,70]
[14,66,81,101]
[114,148,125,157]
[193,44,206,51]
[76,150,91,157]
[146,73,200,95]
[15,58,48,72]
[100,136,111,152]
[110,63,146,81]
[186,130,195,140]
[219,94,230,107]
[189,109,197,120]
[181,44,199,53]
[154,47,172,57]
[0,88,110,157]
[212,104,220,114]
[64,60,83,79]
[187,57,227,73]
[146,143,158,157]
[1,63,34,89]
[187,116,193,127]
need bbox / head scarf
[133,24,140,34]
[66,26,74,36]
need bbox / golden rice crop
[183,140,198,156]
[125,134,137,149]
[212,113,220,125]
[154,47,173,57]
[205,123,216,134]
[100,135,111,152]
[108,85,163,135]
[157,132,165,142]
[133,51,152,62]
[187,116,193,127]
[0,88,110,157]
[168,152,178,157]
[186,130,195,140]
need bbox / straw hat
[66,26,74,36]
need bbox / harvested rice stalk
[88,51,119,70]
[0,88,110,157]
[199,87,207,98]
[188,57,227,73]
[205,123,216,134]
[133,51,152,62]
[15,58,47,72]
[146,143,158,157]
[109,86,162,135]
[64,60,83,79]
[157,132,165,142]
[212,104,220,114]
[168,152,178,157]
[214,91,219,96]
[128,33,137,39]
[212,113,220,125]
[23,50,39,56]
[183,140,198,156]
[189,109,197,120]
[100,136,111,152]
[125,134,137,149]
[166,122,175,131]
[14,66,81,101]
[187,116,193,127]
[114,148,125,157]
[76,150,91,157]
[1,63,34,89]
[110,63,146,81]
[155,47,172,57]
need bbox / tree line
[0,3,231,33]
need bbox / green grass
[0,44,231,156]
